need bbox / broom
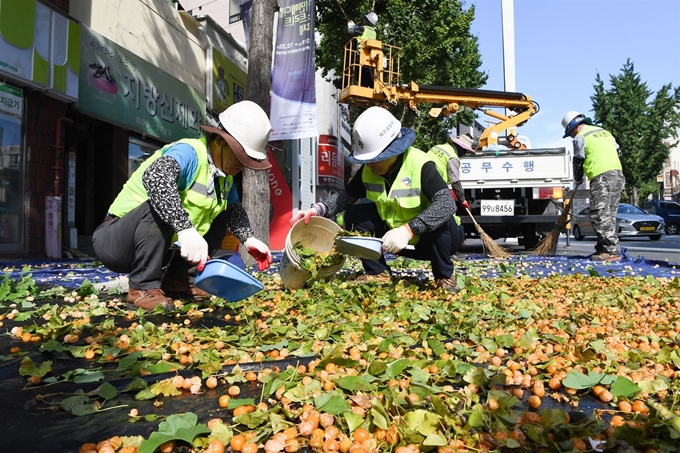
[465,207,512,259]
[530,189,578,256]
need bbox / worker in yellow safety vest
[562,110,624,262]
[427,136,472,219]
[292,107,465,293]
[347,11,378,46]
[347,11,378,88]
[93,101,274,310]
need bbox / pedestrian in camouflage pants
[561,111,624,261]
[589,170,625,256]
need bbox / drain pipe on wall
[45,116,73,259]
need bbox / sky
[468,0,680,151]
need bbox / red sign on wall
[267,149,293,251]
[318,135,344,189]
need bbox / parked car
[571,203,665,241]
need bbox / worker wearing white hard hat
[93,101,274,310]
[347,11,378,43]
[292,107,465,293]
[561,110,624,261]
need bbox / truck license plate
[480,200,514,216]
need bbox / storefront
[0,83,23,251]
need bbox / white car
[571,203,665,241]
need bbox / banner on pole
[270,0,317,140]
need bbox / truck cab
[644,200,680,235]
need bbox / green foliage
[590,59,680,200]
[315,0,487,151]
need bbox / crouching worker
[93,101,274,310]
[291,107,464,292]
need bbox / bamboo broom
[530,189,578,256]
[465,207,512,259]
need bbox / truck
[339,39,572,249]
[642,200,680,235]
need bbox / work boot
[127,288,174,310]
[161,277,211,300]
[590,252,621,262]
[435,277,460,293]
[353,270,392,283]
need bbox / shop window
[128,137,159,177]
[0,84,24,249]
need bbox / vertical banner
[317,135,344,190]
[240,0,253,52]
[270,0,317,140]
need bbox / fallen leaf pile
[1,258,679,453]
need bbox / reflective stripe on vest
[362,148,431,234]
[579,125,622,179]
[107,137,231,236]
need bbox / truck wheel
[665,223,679,235]
[572,225,584,241]
[649,235,662,241]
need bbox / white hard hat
[200,100,273,170]
[351,107,401,162]
[561,110,585,138]
[365,11,378,26]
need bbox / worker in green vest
[93,101,274,310]
[427,136,471,215]
[347,11,377,45]
[347,11,378,88]
[562,110,624,261]
[292,107,465,293]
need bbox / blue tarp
[2,247,678,291]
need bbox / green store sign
[78,27,205,141]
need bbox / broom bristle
[529,190,578,256]
[530,229,560,256]
[474,223,512,258]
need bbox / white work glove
[244,237,273,271]
[381,225,413,254]
[290,204,323,225]
[347,20,356,31]
[177,227,209,267]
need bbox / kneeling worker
[93,101,274,310]
[291,107,464,292]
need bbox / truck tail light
[533,187,564,199]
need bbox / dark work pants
[92,201,230,290]
[343,202,464,279]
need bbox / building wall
[0,0,253,260]
[69,0,207,93]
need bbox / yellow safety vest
[427,143,462,226]
[108,137,232,236]
[578,125,622,179]
[362,148,434,243]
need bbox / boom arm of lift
[339,38,538,150]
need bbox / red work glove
[461,200,470,211]
[244,237,273,271]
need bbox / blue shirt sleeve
[162,143,199,191]
[226,181,239,205]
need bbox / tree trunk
[241,0,277,265]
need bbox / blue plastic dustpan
[195,259,264,302]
